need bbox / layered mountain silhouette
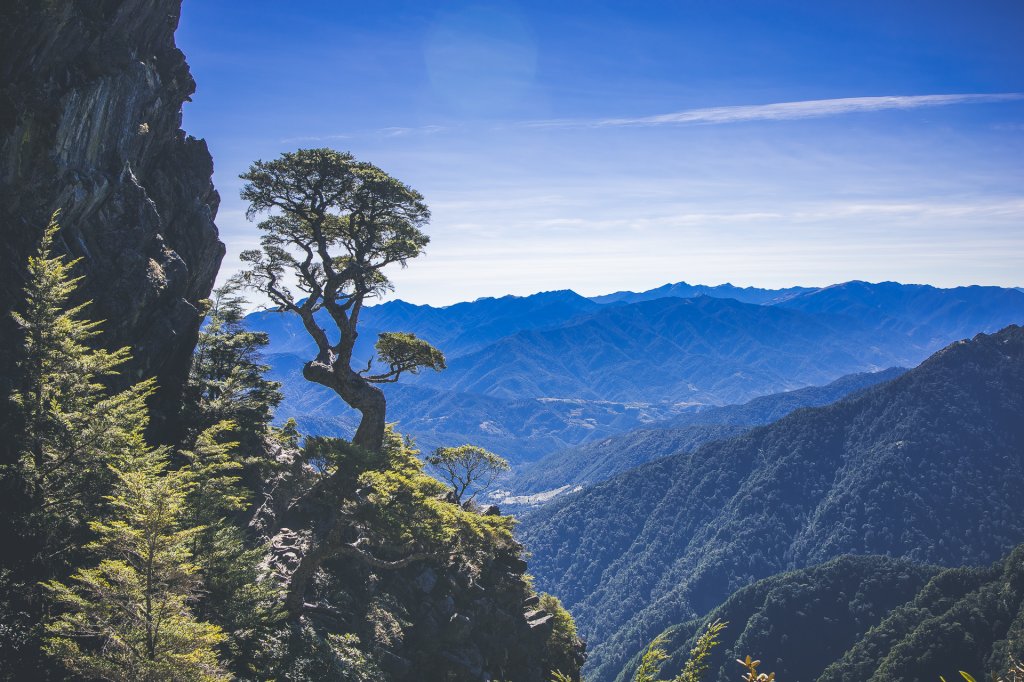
[517,324,1024,681]
[591,281,812,305]
[261,351,677,460]
[247,281,1024,463]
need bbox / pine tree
[2,213,228,680]
[634,620,727,682]
[9,212,153,576]
[1,212,155,675]
[184,279,282,446]
[179,422,283,675]
[42,441,230,681]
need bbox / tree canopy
[426,444,510,506]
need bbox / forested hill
[624,544,1024,682]
[508,367,906,498]
[518,324,1024,682]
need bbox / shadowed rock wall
[0,0,223,439]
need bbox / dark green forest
[620,545,1024,682]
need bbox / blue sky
[178,0,1024,306]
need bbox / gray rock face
[0,0,223,437]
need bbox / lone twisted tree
[238,148,446,615]
[239,148,444,452]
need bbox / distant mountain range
[517,324,1024,681]
[590,281,812,305]
[261,352,681,460]
[248,281,1024,462]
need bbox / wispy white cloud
[279,133,352,143]
[281,125,448,143]
[528,93,1024,129]
[380,124,447,137]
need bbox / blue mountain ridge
[246,281,1024,463]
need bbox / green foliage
[185,279,282,446]
[365,331,446,383]
[677,620,727,682]
[355,429,516,560]
[238,147,430,308]
[179,422,284,670]
[626,545,1024,682]
[3,206,586,681]
[272,623,385,681]
[8,212,153,574]
[634,620,727,682]
[426,443,510,505]
[522,325,1024,682]
[237,147,439,457]
[634,633,670,682]
[182,421,249,521]
[1,213,158,673]
[42,440,229,680]
[540,593,586,680]
[819,544,1024,682]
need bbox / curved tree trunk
[274,359,388,617]
[303,360,386,452]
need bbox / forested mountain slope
[623,545,1024,682]
[519,325,1024,682]
[509,367,905,497]
[425,295,911,403]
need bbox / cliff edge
[0,0,223,437]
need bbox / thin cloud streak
[279,133,352,143]
[528,93,1024,129]
[381,125,447,137]
[281,125,449,144]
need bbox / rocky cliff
[0,0,223,438]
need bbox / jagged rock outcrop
[306,524,579,681]
[0,0,223,440]
[249,439,584,681]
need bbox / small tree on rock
[426,445,510,506]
